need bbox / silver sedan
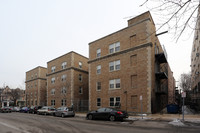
[55,107,75,118]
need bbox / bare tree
[179,72,192,91]
[8,88,21,106]
[141,0,200,42]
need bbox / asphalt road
[0,112,199,133]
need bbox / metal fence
[72,100,89,112]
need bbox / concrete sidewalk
[75,112,200,122]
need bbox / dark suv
[29,106,42,114]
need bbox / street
[0,112,200,133]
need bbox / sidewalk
[75,112,200,122]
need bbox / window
[109,60,120,71]
[109,80,114,89]
[130,55,137,66]
[51,89,55,95]
[79,62,82,69]
[61,87,67,94]
[96,82,101,91]
[62,62,67,69]
[131,95,137,108]
[131,75,137,89]
[51,77,55,84]
[110,97,114,106]
[109,42,120,54]
[110,97,120,107]
[97,49,101,57]
[97,98,101,107]
[35,73,37,78]
[79,87,83,94]
[51,66,56,73]
[97,65,101,74]
[35,100,37,105]
[35,82,37,87]
[51,100,55,106]
[35,92,37,97]
[109,79,120,89]
[61,74,67,81]
[79,74,82,82]
[61,99,66,106]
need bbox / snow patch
[169,119,185,127]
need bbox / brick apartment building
[88,11,175,113]
[191,8,200,110]
[25,66,47,106]
[46,51,89,111]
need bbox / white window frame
[97,98,101,107]
[51,66,56,73]
[79,74,82,82]
[109,42,120,54]
[51,77,55,84]
[109,60,120,72]
[61,74,67,81]
[62,62,67,69]
[109,79,121,90]
[97,65,101,74]
[61,99,66,106]
[51,89,55,95]
[51,100,55,106]
[97,48,101,57]
[79,62,82,69]
[96,82,101,91]
[61,87,67,94]
[109,97,120,107]
[79,86,83,94]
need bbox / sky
[0,0,193,89]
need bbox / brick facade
[25,66,47,106]
[46,51,88,109]
[89,11,175,113]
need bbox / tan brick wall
[47,52,89,108]
[89,11,174,113]
[25,66,47,107]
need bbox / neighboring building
[0,86,13,107]
[191,8,200,110]
[25,66,47,107]
[88,11,175,113]
[46,51,89,111]
[16,89,26,107]
[0,86,26,107]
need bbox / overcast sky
[0,0,193,89]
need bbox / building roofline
[26,66,47,73]
[89,11,154,45]
[47,51,89,64]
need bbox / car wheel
[109,115,115,121]
[61,114,65,118]
[88,114,93,120]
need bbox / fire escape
[155,51,168,113]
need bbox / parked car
[86,107,128,121]
[13,107,20,112]
[28,106,42,114]
[37,106,56,115]
[19,107,29,113]
[0,107,12,113]
[55,107,75,118]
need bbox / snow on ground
[168,119,185,127]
